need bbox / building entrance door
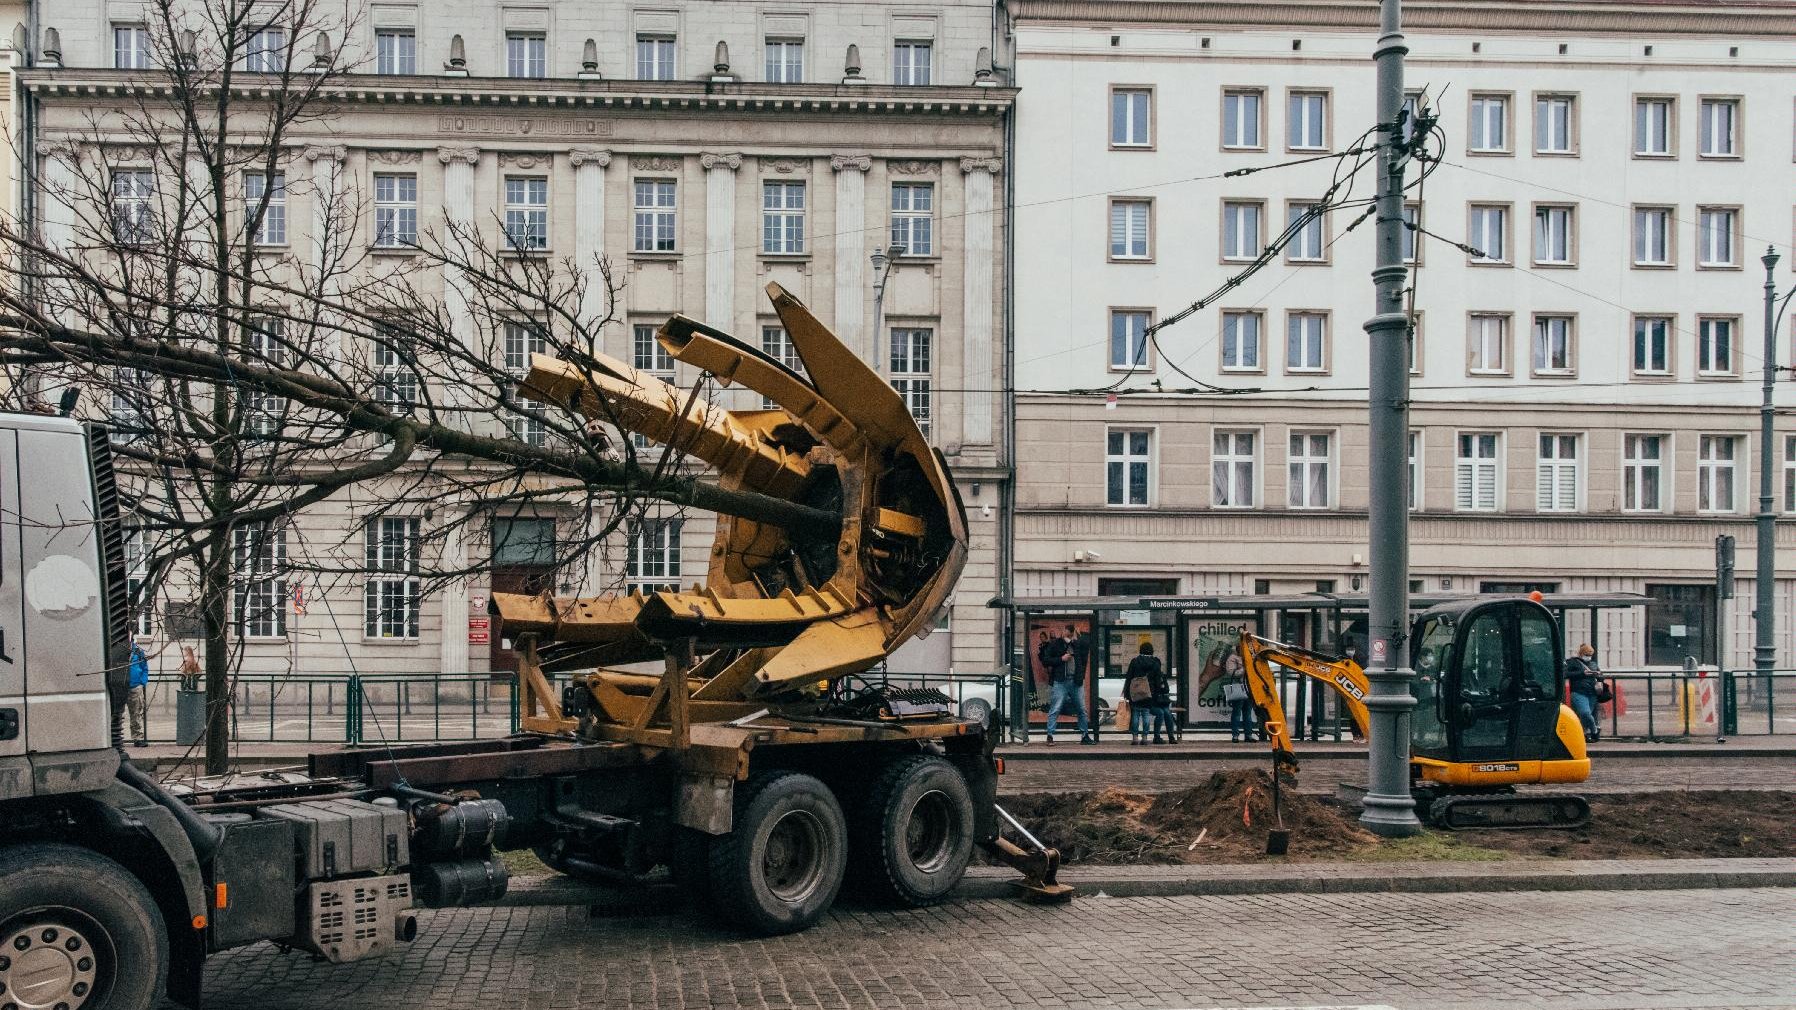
[489,518,557,674]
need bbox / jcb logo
[1333,674,1366,701]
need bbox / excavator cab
[1408,597,1589,794]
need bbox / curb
[994,744,1796,760]
[495,857,1796,909]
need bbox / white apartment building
[18,0,1013,678]
[1007,0,1796,687]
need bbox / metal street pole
[1360,0,1423,837]
[1757,247,1780,681]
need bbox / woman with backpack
[1123,641,1162,745]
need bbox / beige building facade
[19,0,1013,678]
[1008,0,1796,675]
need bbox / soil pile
[1002,769,1377,863]
[1457,790,1796,859]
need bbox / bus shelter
[991,591,1651,742]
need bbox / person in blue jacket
[127,642,150,747]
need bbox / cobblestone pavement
[998,755,1796,795]
[185,888,1796,1010]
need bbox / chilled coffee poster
[1187,617,1255,724]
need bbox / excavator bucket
[489,282,967,730]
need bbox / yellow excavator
[1239,596,1592,828]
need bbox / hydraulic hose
[116,760,223,863]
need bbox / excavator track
[1427,792,1591,830]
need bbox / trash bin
[175,689,207,746]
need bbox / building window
[633,323,674,376]
[1288,91,1326,151]
[1698,317,1737,376]
[245,27,286,72]
[626,519,683,594]
[891,182,934,256]
[1536,434,1580,512]
[1407,430,1421,511]
[111,367,151,445]
[374,173,418,248]
[1533,205,1573,266]
[503,177,548,251]
[760,325,804,408]
[1212,431,1256,508]
[761,181,805,255]
[232,523,286,638]
[1645,584,1716,667]
[123,525,152,636]
[633,179,677,252]
[1110,309,1150,370]
[1108,198,1150,260]
[1469,94,1509,153]
[1402,203,1421,265]
[1697,207,1737,267]
[636,34,676,80]
[1454,433,1500,511]
[505,32,546,78]
[364,517,420,639]
[1106,428,1152,507]
[1698,98,1740,157]
[1111,88,1151,147]
[1468,314,1509,375]
[765,38,803,82]
[1286,312,1326,373]
[242,315,287,436]
[1288,432,1331,509]
[1698,435,1737,513]
[1623,434,1664,512]
[893,40,932,85]
[1635,97,1674,156]
[1532,315,1574,375]
[1633,207,1672,266]
[111,169,155,244]
[1784,436,1796,512]
[244,172,285,245]
[891,327,932,434]
[114,25,152,69]
[1287,203,1324,262]
[1221,311,1262,372]
[504,321,548,445]
[1535,94,1575,154]
[1469,204,1508,263]
[371,327,417,415]
[1633,316,1672,376]
[375,29,415,74]
[1221,201,1262,261]
[1221,89,1263,149]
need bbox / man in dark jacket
[1564,643,1602,743]
[1043,627,1091,745]
[1123,642,1170,744]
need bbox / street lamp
[870,243,904,373]
[1756,246,1789,681]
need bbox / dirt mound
[1002,769,1377,863]
[1457,790,1796,860]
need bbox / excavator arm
[1237,634,1372,770]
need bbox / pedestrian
[1222,652,1257,743]
[1123,642,1159,744]
[1043,626,1092,745]
[178,645,201,693]
[1565,643,1602,743]
[1147,645,1179,744]
[127,640,150,747]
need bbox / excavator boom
[1237,635,1371,769]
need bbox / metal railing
[1595,668,1792,739]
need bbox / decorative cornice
[497,152,551,169]
[699,152,743,171]
[630,155,682,171]
[888,158,940,176]
[303,144,347,163]
[959,156,1002,175]
[568,148,612,168]
[830,153,872,172]
[436,146,481,165]
[1005,0,1796,38]
[368,149,423,165]
[759,156,808,175]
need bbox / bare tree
[0,0,831,772]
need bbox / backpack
[1127,676,1154,703]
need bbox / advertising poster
[1025,616,1093,702]
[1186,615,1257,725]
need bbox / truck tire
[850,755,975,908]
[706,772,846,935]
[0,842,167,1010]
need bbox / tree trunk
[200,540,232,775]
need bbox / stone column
[831,154,872,359]
[303,144,347,275]
[700,152,742,333]
[437,147,481,422]
[438,517,470,674]
[569,148,612,326]
[959,157,1001,446]
[38,142,78,252]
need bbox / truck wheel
[0,843,166,1010]
[706,772,846,935]
[851,755,974,908]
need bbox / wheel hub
[0,920,97,1010]
[904,790,954,873]
[761,810,824,902]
